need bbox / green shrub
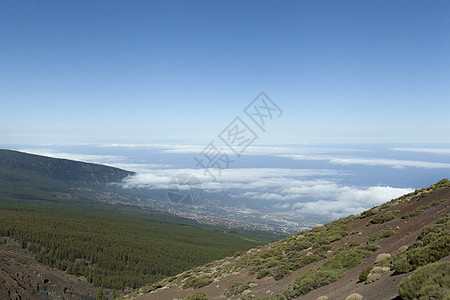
[314,244,332,254]
[185,292,208,300]
[140,282,163,293]
[182,276,213,289]
[284,242,378,298]
[401,200,445,219]
[358,266,373,282]
[393,214,449,274]
[272,266,291,280]
[398,262,450,299]
[225,282,251,297]
[381,230,395,238]
[233,250,244,257]
[287,267,344,298]
[359,243,380,252]
[369,234,381,241]
[256,268,271,279]
[359,209,376,219]
[367,210,399,226]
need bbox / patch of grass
[366,210,399,226]
[281,242,378,298]
[358,266,373,282]
[359,209,376,219]
[229,222,346,281]
[224,281,253,297]
[398,262,450,299]
[393,214,449,274]
[185,292,208,300]
[233,250,244,257]
[286,267,344,298]
[256,268,271,279]
[401,200,445,219]
[182,276,213,289]
[140,282,163,294]
[369,234,381,241]
[381,230,395,238]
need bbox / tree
[96,287,104,300]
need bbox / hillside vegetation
[127,179,450,300]
[0,202,268,290]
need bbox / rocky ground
[0,237,99,300]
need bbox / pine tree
[96,287,104,300]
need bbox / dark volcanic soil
[0,237,98,300]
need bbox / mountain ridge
[0,149,133,184]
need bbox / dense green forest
[0,202,271,289]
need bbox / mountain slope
[0,149,133,183]
[127,179,450,300]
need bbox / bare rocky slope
[126,179,450,300]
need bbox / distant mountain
[127,179,450,300]
[0,149,133,183]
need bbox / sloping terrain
[127,179,450,300]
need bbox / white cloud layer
[121,167,413,218]
[281,154,450,169]
[391,148,450,154]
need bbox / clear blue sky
[1,1,449,144]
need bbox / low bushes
[225,281,253,297]
[182,276,213,289]
[398,262,450,299]
[358,266,373,282]
[185,292,208,300]
[282,242,378,298]
[393,214,449,274]
[366,210,399,226]
[401,200,445,219]
[366,266,390,283]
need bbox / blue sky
[1,1,449,144]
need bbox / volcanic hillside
[126,179,450,300]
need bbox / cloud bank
[121,167,413,218]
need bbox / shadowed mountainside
[0,149,133,183]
